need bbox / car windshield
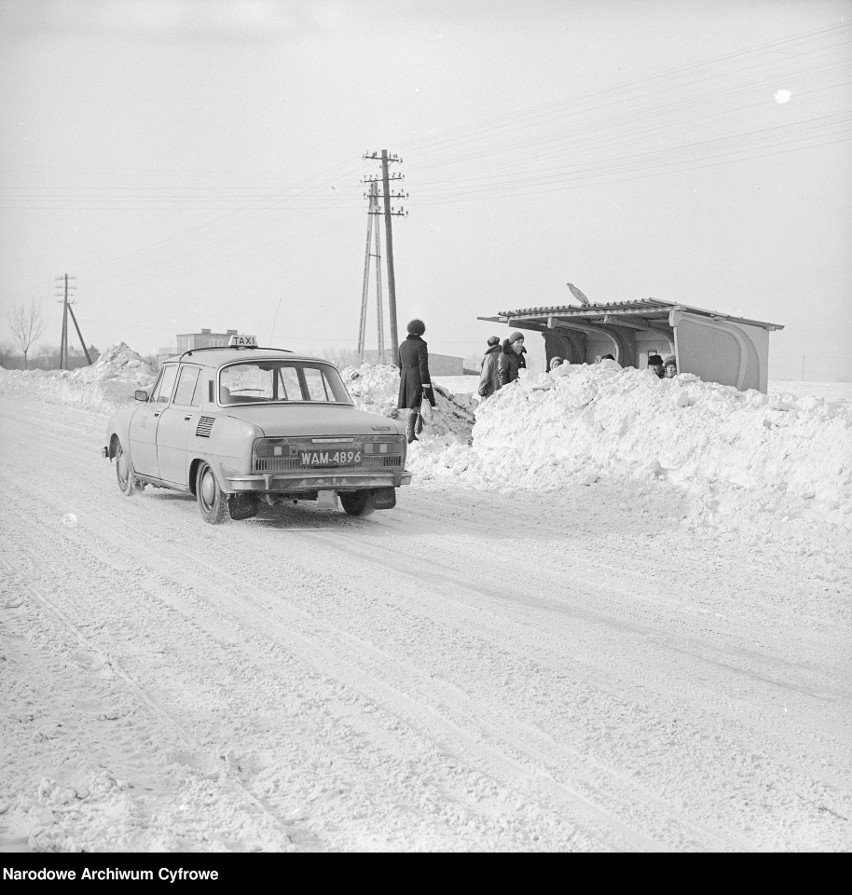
[218,360,352,405]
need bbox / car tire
[339,489,376,518]
[115,440,141,496]
[196,462,228,525]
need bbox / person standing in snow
[549,356,564,371]
[647,353,665,378]
[664,355,678,378]
[478,335,502,399]
[397,318,435,444]
[498,332,526,386]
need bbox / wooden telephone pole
[55,274,93,369]
[357,182,386,363]
[360,150,407,361]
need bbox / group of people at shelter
[476,334,678,398]
[478,331,527,398]
[397,321,680,445]
[647,353,678,379]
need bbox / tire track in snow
[0,551,298,852]
[4,396,851,850]
[7,487,753,852]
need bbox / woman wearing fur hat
[478,335,502,398]
[498,332,527,386]
[397,318,435,443]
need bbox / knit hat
[487,335,500,346]
[509,331,525,344]
[663,354,676,365]
[407,318,426,336]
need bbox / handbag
[419,393,434,426]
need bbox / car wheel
[196,462,228,525]
[339,489,376,518]
[115,440,141,496]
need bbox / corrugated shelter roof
[496,298,673,316]
[487,298,783,331]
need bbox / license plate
[299,448,362,467]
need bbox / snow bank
[415,362,852,528]
[0,343,156,414]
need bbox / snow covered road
[1,395,850,852]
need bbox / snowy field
[0,347,850,853]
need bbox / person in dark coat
[397,318,435,443]
[478,335,502,398]
[497,332,526,386]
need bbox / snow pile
[411,361,852,528]
[340,363,475,443]
[0,342,156,414]
[75,342,157,384]
[340,364,400,418]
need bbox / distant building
[157,328,238,365]
[361,349,464,375]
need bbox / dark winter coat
[397,334,435,409]
[497,339,526,386]
[478,345,501,397]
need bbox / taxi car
[102,342,411,524]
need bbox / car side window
[303,367,331,401]
[173,366,201,407]
[151,365,178,404]
[277,366,301,401]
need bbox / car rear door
[129,364,178,478]
[157,364,203,485]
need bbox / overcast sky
[1,0,850,379]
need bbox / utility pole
[380,149,399,360]
[373,190,385,364]
[357,183,375,364]
[361,150,407,359]
[357,181,387,364]
[55,274,92,368]
[56,274,74,369]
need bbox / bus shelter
[479,298,784,393]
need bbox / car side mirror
[135,390,149,402]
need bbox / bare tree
[7,300,45,370]
[312,347,363,369]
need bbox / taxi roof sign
[229,334,258,347]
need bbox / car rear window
[219,361,351,405]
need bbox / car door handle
[184,415,192,421]
[153,411,162,418]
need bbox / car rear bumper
[225,469,412,493]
